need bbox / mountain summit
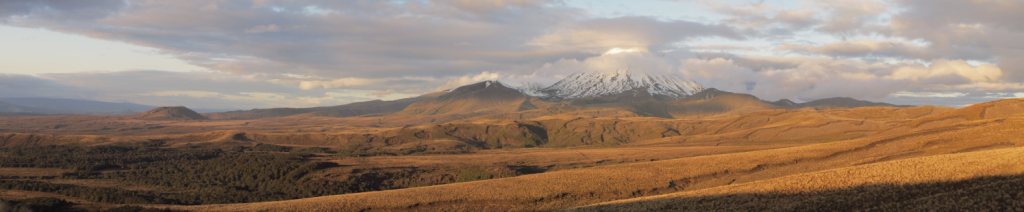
[137,106,207,120]
[539,70,703,99]
[400,80,531,116]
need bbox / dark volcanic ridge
[138,106,208,120]
[206,72,903,120]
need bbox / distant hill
[137,106,207,120]
[666,88,776,116]
[0,97,152,115]
[0,100,37,114]
[207,97,426,120]
[791,97,897,108]
[209,79,903,120]
[400,81,531,115]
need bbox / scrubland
[1,99,1023,211]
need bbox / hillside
[0,80,1013,211]
[581,147,1024,211]
[796,97,897,108]
[166,99,1024,211]
[399,81,532,116]
[206,97,424,120]
[136,106,207,120]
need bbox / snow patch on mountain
[538,70,704,99]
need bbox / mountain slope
[400,81,530,116]
[178,109,1024,211]
[539,71,703,99]
[0,101,37,114]
[137,106,207,120]
[207,97,425,120]
[581,147,1024,211]
[667,88,776,115]
[795,97,896,108]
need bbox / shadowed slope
[580,147,1024,211]
[206,97,425,120]
[400,81,529,116]
[137,106,206,121]
[175,106,1024,211]
[797,97,897,108]
[668,88,775,116]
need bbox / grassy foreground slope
[580,146,1024,211]
[177,104,1024,211]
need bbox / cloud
[681,58,758,94]
[679,56,1009,102]
[0,0,124,20]
[244,24,281,34]
[529,16,738,52]
[2,0,584,79]
[298,77,381,90]
[517,49,681,87]
[890,91,967,98]
[813,0,889,34]
[887,0,1024,79]
[0,1,736,93]
[781,39,932,59]
[27,70,415,109]
[0,74,92,98]
[1,0,1023,107]
[888,60,1003,84]
[438,72,502,90]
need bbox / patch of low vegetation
[581,174,1024,211]
[0,142,390,205]
[457,168,494,182]
[0,197,78,212]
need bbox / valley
[0,78,1022,211]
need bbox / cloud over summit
[0,0,1021,108]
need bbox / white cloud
[2,0,1024,107]
[890,91,968,98]
[298,77,380,90]
[888,60,1003,83]
[681,57,756,93]
[244,24,281,34]
[438,71,501,90]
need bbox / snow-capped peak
[538,70,704,99]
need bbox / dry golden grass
[580,146,1024,211]
[330,144,786,172]
[173,114,1024,211]
[4,99,1024,211]
[0,190,92,203]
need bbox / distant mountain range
[207,71,898,120]
[0,71,898,117]
[0,97,153,115]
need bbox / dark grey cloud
[0,71,426,109]
[1,0,733,82]
[888,0,1024,78]
[0,0,124,20]
[2,0,1023,108]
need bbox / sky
[1,0,1023,109]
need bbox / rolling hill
[2,77,1015,211]
[150,97,1021,211]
